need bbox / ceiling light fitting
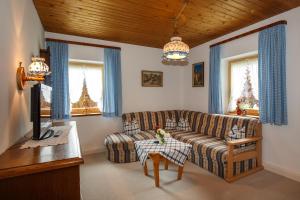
[162,0,190,63]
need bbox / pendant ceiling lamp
[163,0,190,62]
[163,36,189,61]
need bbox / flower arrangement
[155,128,170,144]
[236,98,247,116]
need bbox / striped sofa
[104,110,263,182]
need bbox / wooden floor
[80,153,300,200]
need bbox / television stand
[0,121,84,200]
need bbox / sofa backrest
[194,112,259,138]
[122,110,180,131]
[122,110,261,138]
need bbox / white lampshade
[28,57,49,76]
[163,36,189,61]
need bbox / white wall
[183,7,300,182]
[45,32,184,154]
[69,44,103,62]
[0,0,44,154]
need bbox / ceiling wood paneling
[33,0,300,48]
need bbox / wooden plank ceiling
[33,0,300,48]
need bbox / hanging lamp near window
[162,0,190,63]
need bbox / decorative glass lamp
[28,57,49,76]
[162,36,190,62]
[16,57,50,90]
[162,0,190,64]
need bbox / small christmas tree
[238,67,259,109]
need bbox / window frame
[227,55,259,117]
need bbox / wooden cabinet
[0,121,84,200]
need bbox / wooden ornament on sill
[71,77,100,115]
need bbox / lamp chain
[172,0,190,36]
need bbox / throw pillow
[165,118,177,130]
[123,120,141,135]
[225,125,246,142]
[176,118,191,131]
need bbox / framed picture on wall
[141,70,163,87]
[192,62,204,87]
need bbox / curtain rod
[210,20,287,48]
[45,38,121,50]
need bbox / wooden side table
[143,153,184,187]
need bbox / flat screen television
[31,83,53,140]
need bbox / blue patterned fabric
[103,48,122,117]
[46,41,70,120]
[258,24,288,125]
[208,45,223,114]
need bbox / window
[68,60,103,116]
[227,56,259,116]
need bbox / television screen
[40,84,52,119]
[31,83,53,140]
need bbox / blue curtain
[258,24,287,125]
[46,41,70,120]
[103,48,122,117]
[208,45,223,114]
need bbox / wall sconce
[16,57,50,90]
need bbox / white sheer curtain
[227,57,259,112]
[69,62,103,111]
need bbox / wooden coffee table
[135,138,192,187]
[143,153,184,187]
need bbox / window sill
[71,113,102,117]
[41,113,102,118]
[226,112,260,119]
[71,107,102,117]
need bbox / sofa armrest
[227,137,262,146]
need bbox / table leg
[143,161,148,176]
[150,154,160,187]
[177,166,184,180]
[164,158,169,170]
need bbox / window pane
[228,57,259,112]
[69,61,103,115]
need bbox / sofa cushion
[129,130,156,141]
[179,111,202,131]
[165,118,177,130]
[170,130,200,141]
[155,110,180,128]
[196,113,260,139]
[227,125,246,140]
[171,130,255,164]
[174,131,227,163]
[176,118,191,131]
[122,112,157,131]
[123,120,141,135]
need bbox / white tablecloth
[134,138,192,167]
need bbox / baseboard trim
[264,161,300,183]
[82,147,106,156]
